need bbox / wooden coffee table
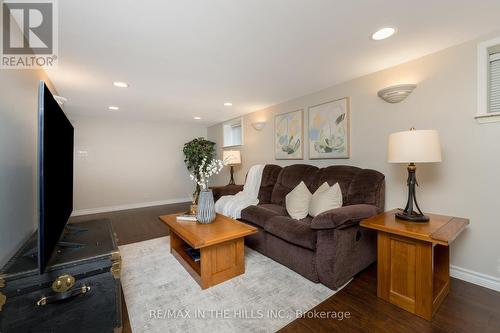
[159,213,257,289]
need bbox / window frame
[476,37,500,124]
[222,117,244,148]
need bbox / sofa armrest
[210,184,244,202]
[310,204,380,230]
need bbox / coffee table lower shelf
[169,231,245,289]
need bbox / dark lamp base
[395,211,429,223]
[397,163,430,223]
[228,165,236,185]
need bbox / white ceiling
[47,0,500,125]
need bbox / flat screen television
[37,81,74,273]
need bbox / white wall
[72,116,206,213]
[0,70,56,267]
[208,35,500,283]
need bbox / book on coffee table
[176,214,197,221]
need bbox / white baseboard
[450,265,500,292]
[71,197,191,216]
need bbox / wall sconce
[252,121,266,131]
[378,84,417,103]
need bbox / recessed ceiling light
[223,102,233,106]
[108,106,119,111]
[371,27,396,41]
[193,116,201,120]
[113,81,129,88]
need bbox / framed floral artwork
[308,97,350,159]
[275,109,303,159]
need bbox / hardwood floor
[70,202,188,245]
[279,265,500,333]
[71,203,500,333]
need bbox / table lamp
[222,150,241,185]
[388,128,442,222]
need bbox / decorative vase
[196,190,216,224]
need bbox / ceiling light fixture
[113,81,129,88]
[371,27,396,41]
[223,102,233,106]
[108,106,120,111]
[193,116,201,120]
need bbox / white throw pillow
[309,182,343,217]
[285,181,312,220]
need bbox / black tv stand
[21,224,88,259]
[21,240,86,260]
[21,246,38,259]
[57,224,88,249]
[55,231,87,254]
[0,219,122,332]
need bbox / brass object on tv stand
[0,292,6,312]
[52,274,75,293]
[110,251,122,279]
[0,276,6,312]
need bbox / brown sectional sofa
[213,164,385,290]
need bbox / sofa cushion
[240,204,287,228]
[265,216,317,250]
[310,165,385,210]
[271,164,319,206]
[285,181,312,219]
[309,182,343,217]
[346,169,385,210]
[257,165,282,204]
[311,165,360,204]
[259,204,287,215]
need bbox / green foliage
[183,137,216,173]
[183,138,216,201]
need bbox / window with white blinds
[223,118,243,147]
[476,38,500,123]
[489,52,500,114]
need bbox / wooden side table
[210,184,244,202]
[360,209,469,320]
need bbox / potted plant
[183,138,216,203]
[183,138,226,223]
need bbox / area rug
[119,236,348,333]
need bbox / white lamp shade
[388,129,442,163]
[223,150,241,165]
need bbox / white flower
[188,155,227,189]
